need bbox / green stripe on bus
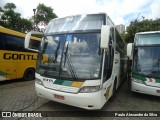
[155,79,160,83]
[54,79,64,85]
[132,74,147,81]
[0,71,9,76]
[62,80,73,86]
[53,79,84,87]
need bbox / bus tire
[23,68,35,81]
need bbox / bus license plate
[54,94,65,100]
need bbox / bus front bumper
[35,83,102,110]
[132,81,160,96]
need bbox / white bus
[25,13,127,109]
[127,31,160,96]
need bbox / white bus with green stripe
[127,31,160,96]
[25,13,127,109]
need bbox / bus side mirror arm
[25,31,43,52]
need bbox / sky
[0,0,160,26]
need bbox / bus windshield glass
[135,33,160,46]
[133,46,160,78]
[37,33,102,80]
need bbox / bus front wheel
[23,68,35,81]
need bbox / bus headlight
[35,78,44,86]
[79,86,100,93]
[132,78,145,84]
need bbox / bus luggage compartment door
[0,62,17,80]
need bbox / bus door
[102,39,115,103]
[6,61,17,80]
[114,52,120,86]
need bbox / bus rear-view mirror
[25,31,43,52]
[127,43,133,60]
[100,25,110,49]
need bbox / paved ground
[0,80,48,112]
[0,79,160,120]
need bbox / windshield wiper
[54,40,60,63]
[132,71,146,76]
[98,37,101,55]
[64,42,69,67]
[41,40,61,75]
[152,70,160,74]
[149,70,160,78]
[63,43,77,79]
[133,70,160,79]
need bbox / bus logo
[3,53,37,60]
[43,78,54,83]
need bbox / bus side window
[3,34,24,51]
[103,36,114,82]
[29,39,40,50]
[0,33,5,50]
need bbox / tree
[17,18,33,33]
[124,18,160,43]
[34,3,57,30]
[0,3,33,32]
[4,3,16,10]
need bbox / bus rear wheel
[23,68,35,81]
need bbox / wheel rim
[25,69,35,80]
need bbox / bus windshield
[37,33,102,80]
[133,46,160,78]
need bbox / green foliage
[4,3,16,10]
[0,3,33,33]
[0,3,57,32]
[35,3,57,26]
[124,19,160,43]
[18,18,33,33]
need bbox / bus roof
[0,26,40,41]
[50,12,107,21]
[49,12,115,26]
[136,31,160,35]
